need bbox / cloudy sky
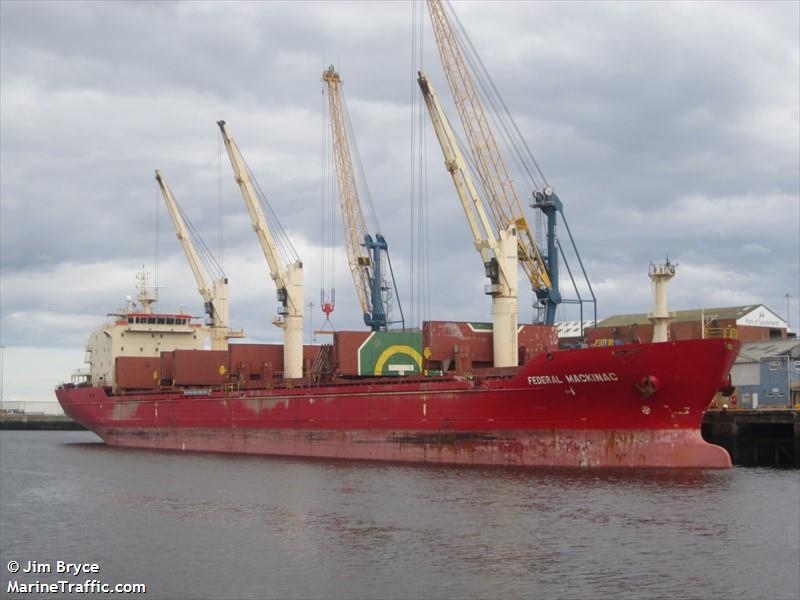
[1,0,798,402]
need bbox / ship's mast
[135,270,158,314]
[648,259,677,343]
[217,120,304,379]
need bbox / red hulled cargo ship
[57,314,739,468]
[57,13,740,467]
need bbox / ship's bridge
[120,312,201,331]
[87,311,210,387]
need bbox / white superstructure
[85,272,208,386]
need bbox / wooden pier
[702,409,800,468]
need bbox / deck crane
[417,73,520,367]
[422,0,563,335]
[154,170,244,351]
[321,65,404,331]
[216,120,305,379]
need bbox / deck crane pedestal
[417,72,519,367]
[322,65,404,332]
[216,121,305,379]
[155,170,244,351]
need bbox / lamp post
[785,293,792,329]
[307,302,315,344]
[0,345,5,407]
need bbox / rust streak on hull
[96,427,730,468]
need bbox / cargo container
[229,343,323,383]
[423,321,493,368]
[332,331,422,376]
[423,321,558,372]
[303,344,321,365]
[333,331,371,376]
[159,351,174,384]
[229,343,283,382]
[115,357,160,391]
[172,349,228,386]
[518,324,559,357]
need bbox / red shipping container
[304,345,321,364]
[172,350,228,386]
[229,343,283,379]
[228,343,323,380]
[160,351,174,382]
[423,321,493,364]
[333,331,370,376]
[518,324,559,356]
[422,321,558,370]
[115,357,160,390]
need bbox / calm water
[1,431,797,600]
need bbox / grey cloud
[1,0,798,353]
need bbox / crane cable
[445,1,549,193]
[410,0,431,329]
[174,197,225,282]
[217,125,224,273]
[443,0,550,247]
[320,73,336,323]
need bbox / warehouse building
[586,304,790,345]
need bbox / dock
[0,413,86,431]
[702,409,800,468]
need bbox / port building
[586,304,790,345]
[731,340,800,408]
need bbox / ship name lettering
[527,372,618,386]
[565,372,619,384]
[527,375,564,385]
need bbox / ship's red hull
[56,339,739,468]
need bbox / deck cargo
[115,357,160,391]
[160,351,174,384]
[172,349,228,386]
[423,321,559,370]
[230,343,283,382]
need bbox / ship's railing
[704,327,738,340]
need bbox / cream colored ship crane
[417,73,519,367]
[421,0,559,365]
[217,120,304,379]
[322,65,404,331]
[154,170,244,351]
